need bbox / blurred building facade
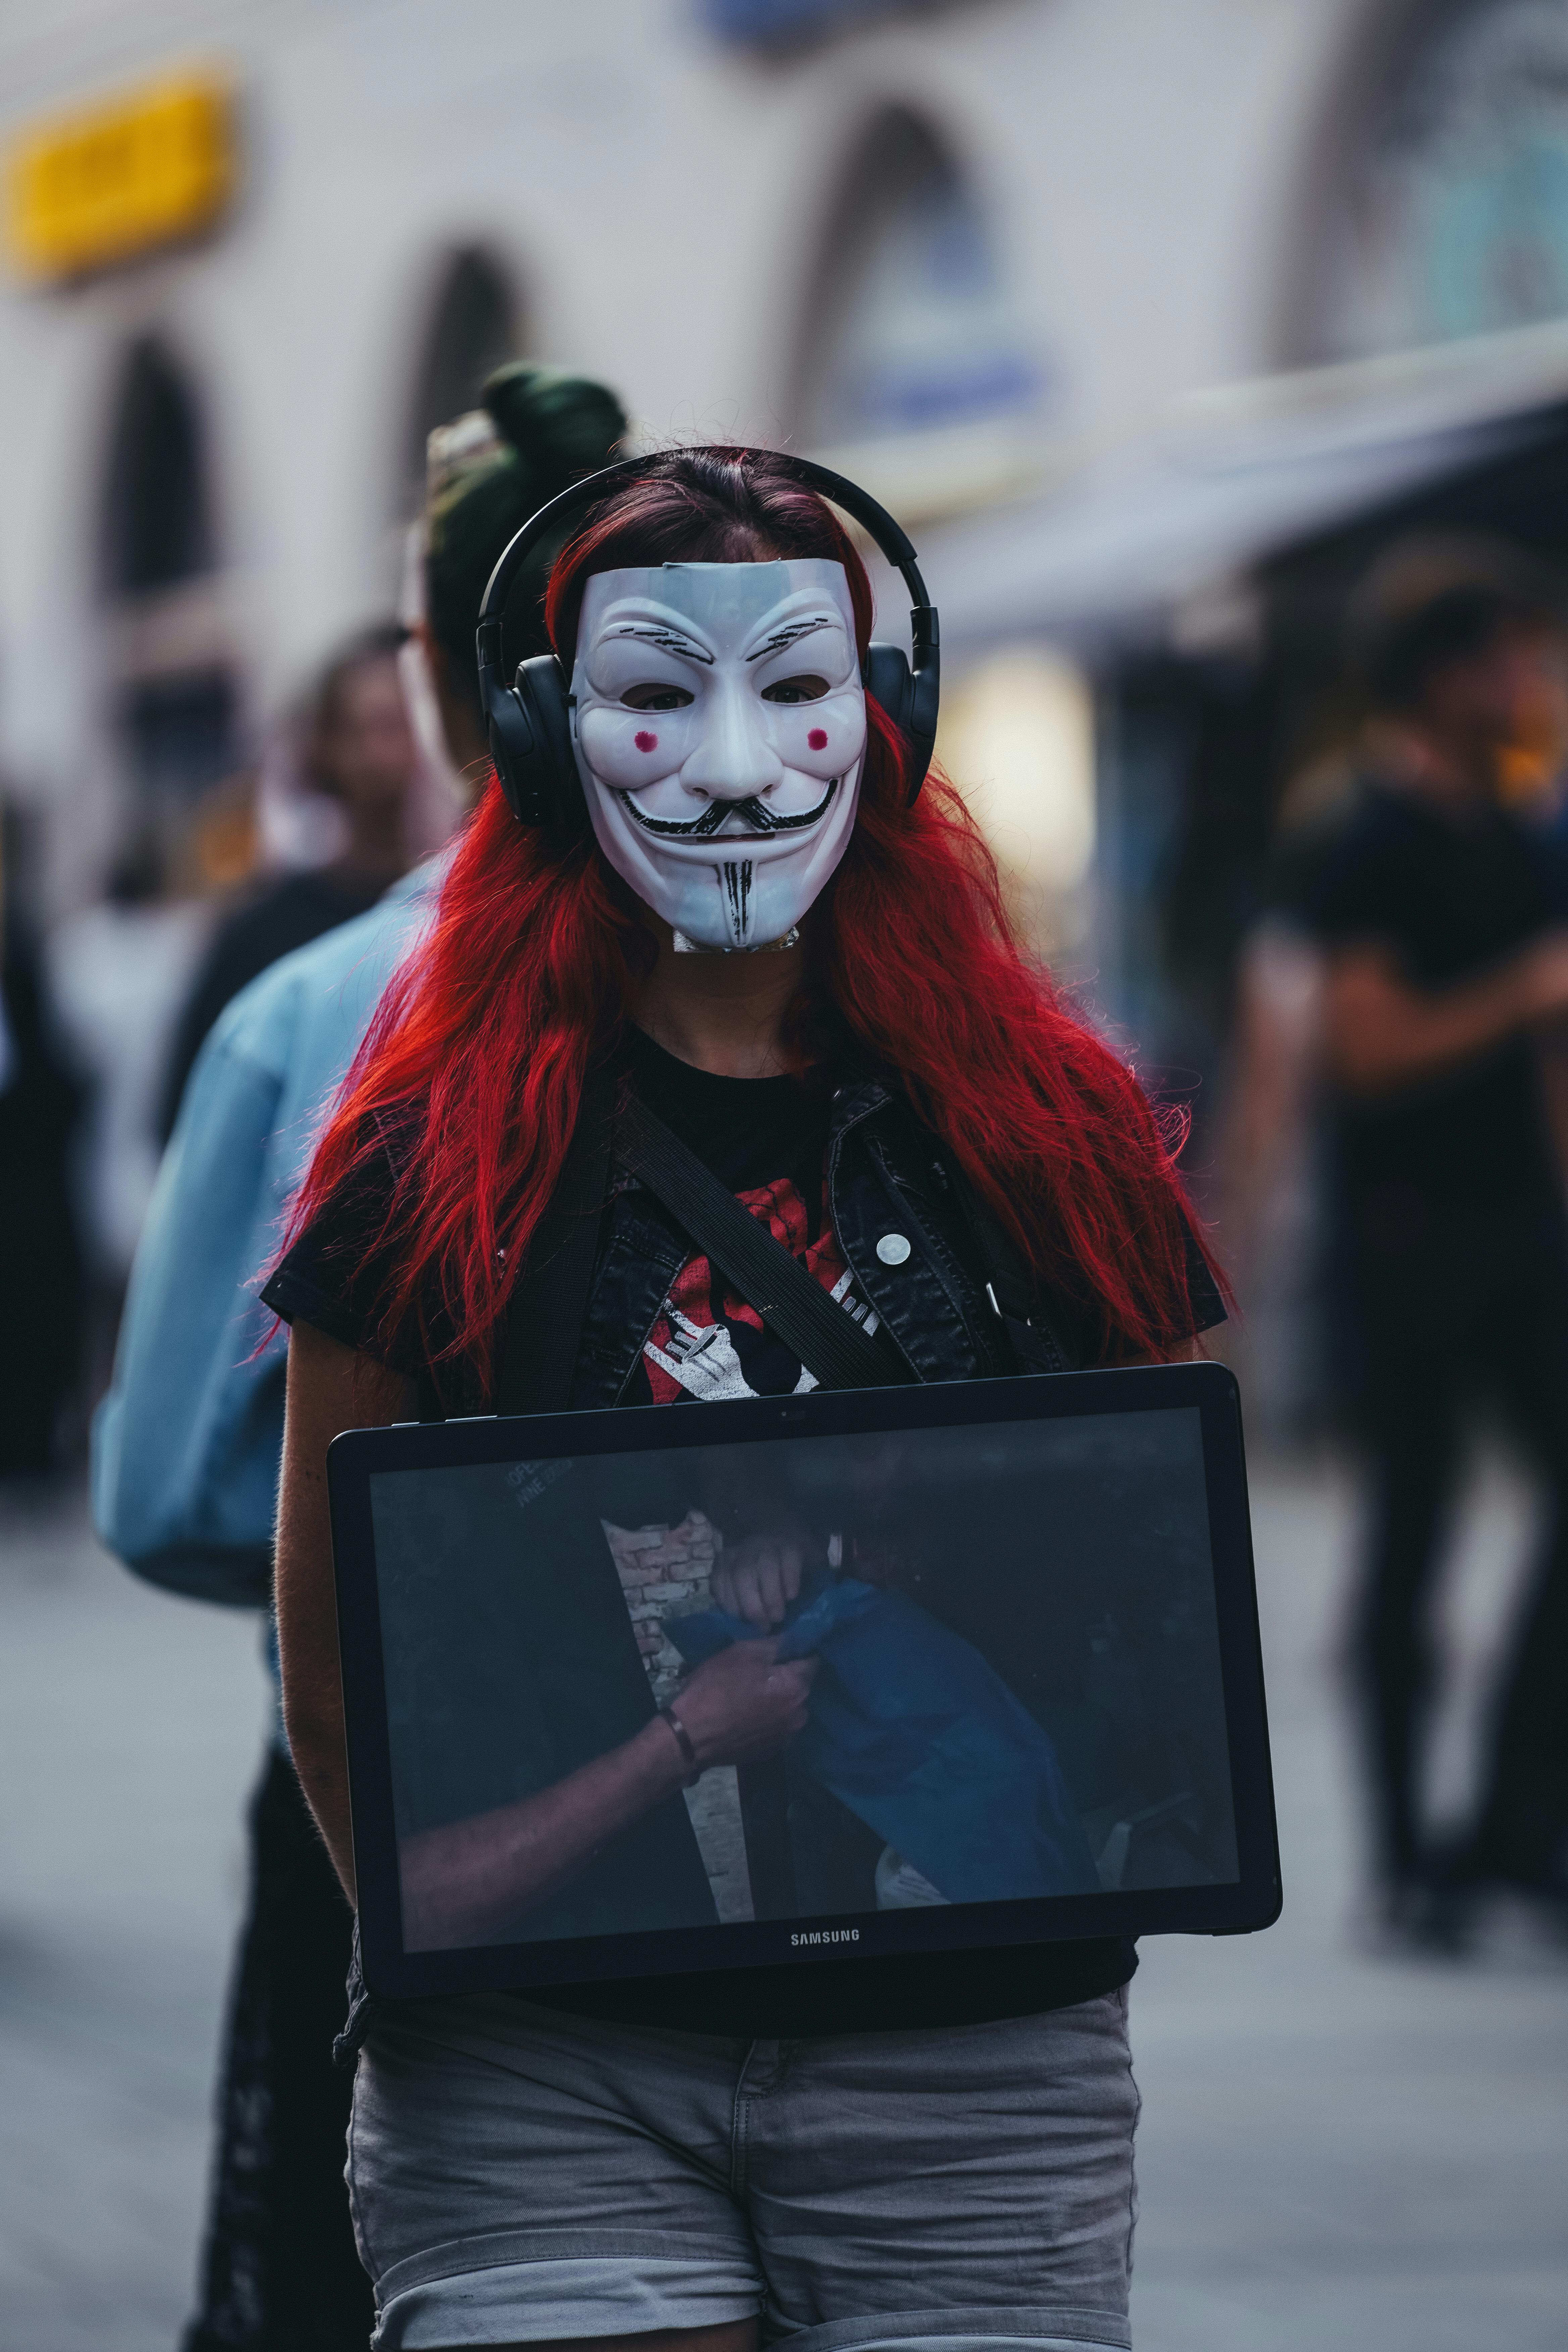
[6,0,1568,1036]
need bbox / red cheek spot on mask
[634,730,658,753]
[808,728,828,750]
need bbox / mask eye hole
[761,674,830,704]
[620,683,695,711]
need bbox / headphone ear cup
[516,655,579,836]
[863,641,914,739]
[863,640,937,804]
[484,654,580,835]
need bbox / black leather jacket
[572,1069,1079,1410]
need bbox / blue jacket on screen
[90,858,445,1638]
[670,1572,1100,1903]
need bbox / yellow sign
[6,69,238,283]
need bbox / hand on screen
[676,1637,817,1766]
[711,1534,803,1629]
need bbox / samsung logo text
[790,1929,860,1947]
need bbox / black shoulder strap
[493,1063,617,1417]
[618,1091,905,1392]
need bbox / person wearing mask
[1294,557,1568,1944]
[91,364,628,2352]
[267,447,1225,2352]
[160,622,422,1134]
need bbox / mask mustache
[619,775,840,840]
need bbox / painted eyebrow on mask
[604,623,714,665]
[746,616,838,663]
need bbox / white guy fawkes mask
[570,559,866,950]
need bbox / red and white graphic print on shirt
[642,1173,879,1403]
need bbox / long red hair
[284,449,1218,1396]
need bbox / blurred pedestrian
[92,364,628,2352]
[161,621,420,1134]
[1210,755,1362,1430]
[44,823,208,1411]
[0,802,81,1476]
[1295,552,1568,1942]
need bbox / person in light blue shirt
[93,858,441,1616]
[90,364,629,2351]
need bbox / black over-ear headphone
[475,450,940,834]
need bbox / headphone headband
[477,448,933,635]
[475,447,940,827]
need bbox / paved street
[1,1458,1565,2352]
[1130,1454,1568,2352]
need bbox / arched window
[400,245,522,503]
[793,107,1046,454]
[100,335,215,595]
[1315,0,1568,357]
[98,335,239,809]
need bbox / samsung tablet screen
[363,1401,1241,1963]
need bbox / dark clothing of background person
[167,864,389,2352]
[1300,782,1568,1227]
[161,868,387,1139]
[184,1757,373,2352]
[0,926,82,1474]
[1297,777,1568,1894]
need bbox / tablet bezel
[328,1361,1281,2002]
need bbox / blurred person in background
[1293,554,1568,1946]
[161,621,420,1135]
[44,821,209,1414]
[1217,543,1568,1415]
[0,801,82,1477]
[1210,751,1361,1431]
[92,364,628,2352]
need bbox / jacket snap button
[876,1232,912,1266]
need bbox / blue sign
[703,0,896,40]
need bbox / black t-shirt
[1293,782,1568,1230]
[617,1028,888,1407]
[267,1027,1137,2033]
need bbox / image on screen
[367,1408,1238,1954]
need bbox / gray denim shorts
[346,1985,1139,2352]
